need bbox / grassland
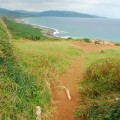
[13,40,82,119]
[84,49,120,67]
[1,16,120,120]
[0,18,51,120]
[3,18,47,40]
[74,49,120,119]
[0,17,82,119]
[13,40,82,75]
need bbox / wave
[37,25,60,36]
[20,18,71,38]
[60,31,69,34]
[20,19,60,37]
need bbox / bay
[23,17,120,42]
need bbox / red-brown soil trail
[51,41,120,120]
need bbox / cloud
[0,0,120,18]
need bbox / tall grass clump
[74,58,120,120]
[81,38,91,43]
[0,19,51,119]
[114,42,120,46]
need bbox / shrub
[114,42,120,46]
[104,100,120,119]
[84,59,120,96]
[81,38,91,43]
[75,58,120,119]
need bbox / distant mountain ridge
[0,8,103,18]
[0,8,30,18]
[36,10,101,18]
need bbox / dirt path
[72,41,120,53]
[51,41,120,120]
[52,55,84,120]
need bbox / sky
[0,0,120,18]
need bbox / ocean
[23,17,120,42]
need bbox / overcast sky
[0,0,120,18]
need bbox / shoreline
[15,19,72,39]
[15,18,58,38]
[15,18,119,45]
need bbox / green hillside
[0,18,51,120]
[3,18,47,40]
[74,50,120,119]
[0,18,82,119]
[0,13,120,120]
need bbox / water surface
[24,17,120,42]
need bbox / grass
[3,17,47,40]
[74,49,120,120]
[114,42,120,46]
[0,18,51,120]
[13,40,82,76]
[12,40,82,119]
[0,17,82,120]
[84,49,120,67]
[0,17,82,119]
[2,15,120,120]
[81,38,91,43]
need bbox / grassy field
[1,17,82,120]
[1,18,50,120]
[13,40,82,119]
[75,49,120,119]
[84,49,120,67]
[0,18,82,119]
[13,40,82,77]
[4,18,47,40]
[1,16,120,120]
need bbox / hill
[0,18,51,119]
[1,16,120,120]
[37,10,101,18]
[0,17,82,119]
[3,17,47,40]
[0,8,29,18]
[0,8,103,18]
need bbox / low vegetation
[0,18,82,119]
[13,40,82,75]
[1,15,120,120]
[0,18,51,120]
[114,42,120,46]
[3,18,47,40]
[81,38,91,43]
[74,50,120,120]
[84,49,120,67]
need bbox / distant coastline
[15,18,58,38]
[15,18,119,45]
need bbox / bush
[114,42,120,46]
[84,59,120,96]
[104,100,120,119]
[81,38,91,43]
[75,58,120,119]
